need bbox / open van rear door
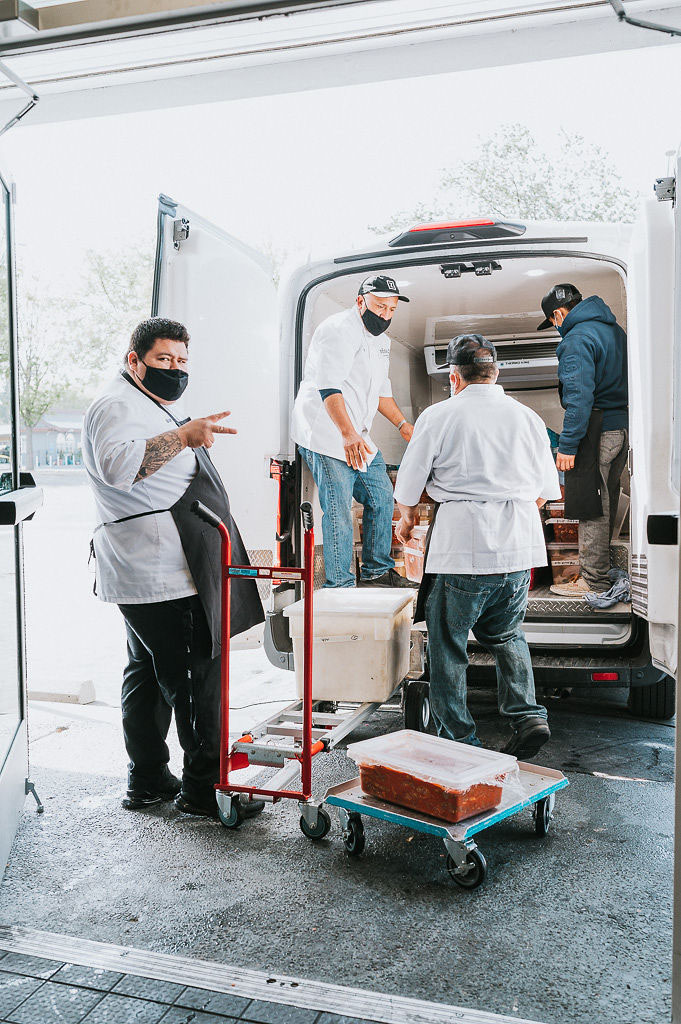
[628,191,679,678]
[151,195,279,647]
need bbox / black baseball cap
[537,283,582,331]
[447,334,497,367]
[358,274,410,303]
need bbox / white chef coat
[394,384,561,574]
[290,305,393,464]
[82,374,199,604]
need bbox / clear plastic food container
[545,501,565,519]
[546,541,580,584]
[404,524,429,583]
[549,520,579,543]
[347,730,518,824]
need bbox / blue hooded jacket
[556,295,628,455]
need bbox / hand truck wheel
[299,807,331,840]
[533,794,555,838]
[403,679,434,734]
[218,797,244,830]
[342,813,365,856]
[446,847,487,890]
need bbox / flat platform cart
[323,762,569,890]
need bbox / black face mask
[361,305,392,336]
[136,360,189,402]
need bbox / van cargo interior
[300,254,630,649]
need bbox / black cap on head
[447,334,497,367]
[537,283,582,331]
[358,274,410,303]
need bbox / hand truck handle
[191,500,223,530]
[300,501,314,533]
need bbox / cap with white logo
[537,283,582,331]
[358,275,410,303]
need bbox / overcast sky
[2,38,681,286]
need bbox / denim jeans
[299,446,395,587]
[425,571,547,743]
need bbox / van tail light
[410,219,495,231]
[389,220,526,247]
[591,672,620,681]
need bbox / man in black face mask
[83,317,265,819]
[291,275,414,588]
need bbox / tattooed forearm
[134,430,185,482]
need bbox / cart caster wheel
[534,795,554,837]
[342,813,365,856]
[447,848,487,890]
[299,808,331,840]
[218,799,243,830]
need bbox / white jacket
[291,305,393,464]
[394,384,561,574]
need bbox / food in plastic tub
[546,502,565,519]
[392,507,404,546]
[547,542,579,557]
[551,520,579,543]
[348,730,518,824]
[547,542,580,585]
[284,589,416,702]
[404,524,429,583]
[549,557,581,585]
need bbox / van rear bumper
[468,620,661,689]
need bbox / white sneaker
[549,575,594,598]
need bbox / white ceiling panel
[0,0,677,123]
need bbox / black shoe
[501,717,551,760]
[122,769,181,810]
[174,793,266,820]
[358,569,416,589]
[122,791,163,810]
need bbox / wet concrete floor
[0,685,673,1024]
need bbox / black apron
[414,504,440,625]
[93,374,264,658]
[563,408,603,522]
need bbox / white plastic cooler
[283,588,416,702]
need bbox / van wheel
[628,674,675,721]
[404,679,435,733]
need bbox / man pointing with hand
[83,317,264,819]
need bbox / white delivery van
[151,175,680,724]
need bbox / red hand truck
[191,499,331,835]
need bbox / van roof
[302,218,633,270]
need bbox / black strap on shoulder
[120,371,190,426]
[92,374,183,536]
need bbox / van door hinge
[173,217,190,249]
[654,176,675,203]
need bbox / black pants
[118,595,220,804]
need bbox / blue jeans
[425,571,547,743]
[299,446,395,587]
